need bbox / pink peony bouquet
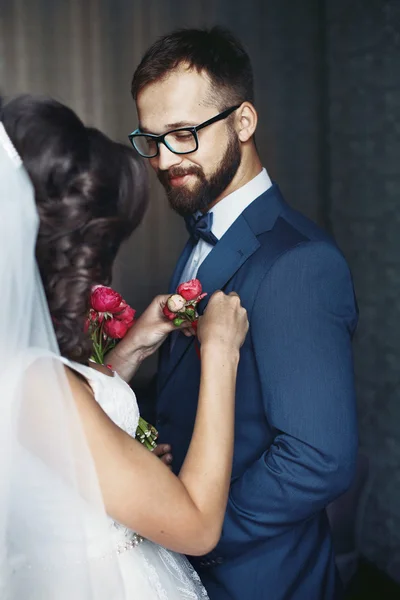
[86,285,157,450]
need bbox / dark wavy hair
[1,95,148,363]
[131,26,254,109]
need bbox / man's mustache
[158,166,203,184]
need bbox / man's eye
[172,132,193,140]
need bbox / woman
[0,95,248,599]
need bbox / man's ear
[236,102,257,142]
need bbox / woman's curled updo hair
[2,95,148,363]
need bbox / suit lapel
[160,216,260,388]
[196,214,260,307]
[168,238,195,294]
[159,184,286,391]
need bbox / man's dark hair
[131,27,254,109]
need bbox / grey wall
[326,0,400,581]
[1,0,400,583]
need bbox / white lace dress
[64,359,209,600]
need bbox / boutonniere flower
[163,279,207,329]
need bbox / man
[121,27,358,600]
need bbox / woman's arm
[70,291,248,556]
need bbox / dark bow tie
[184,212,218,246]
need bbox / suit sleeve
[216,241,359,559]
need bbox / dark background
[1,0,399,588]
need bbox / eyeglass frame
[128,104,241,158]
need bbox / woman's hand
[105,295,192,380]
[197,291,248,353]
[125,294,192,356]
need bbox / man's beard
[157,133,241,217]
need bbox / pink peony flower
[166,294,187,313]
[116,303,136,327]
[163,304,177,321]
[177,279,202,301]
[91,286,123,313]
[103,318,129,339]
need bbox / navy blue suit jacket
[156,185,358,600]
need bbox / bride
[0,95,248,599]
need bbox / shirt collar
[209,167,272,240]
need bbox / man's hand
[152,444,173,468]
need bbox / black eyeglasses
[128,104,241,159]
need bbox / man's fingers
[152,444,173,466]
[152,444,171,457]
[182,327,196,337]
[160,453,173,465]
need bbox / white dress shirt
[179,167,272,283]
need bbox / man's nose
[156,143,183,171]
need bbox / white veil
[0,124,125,598]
